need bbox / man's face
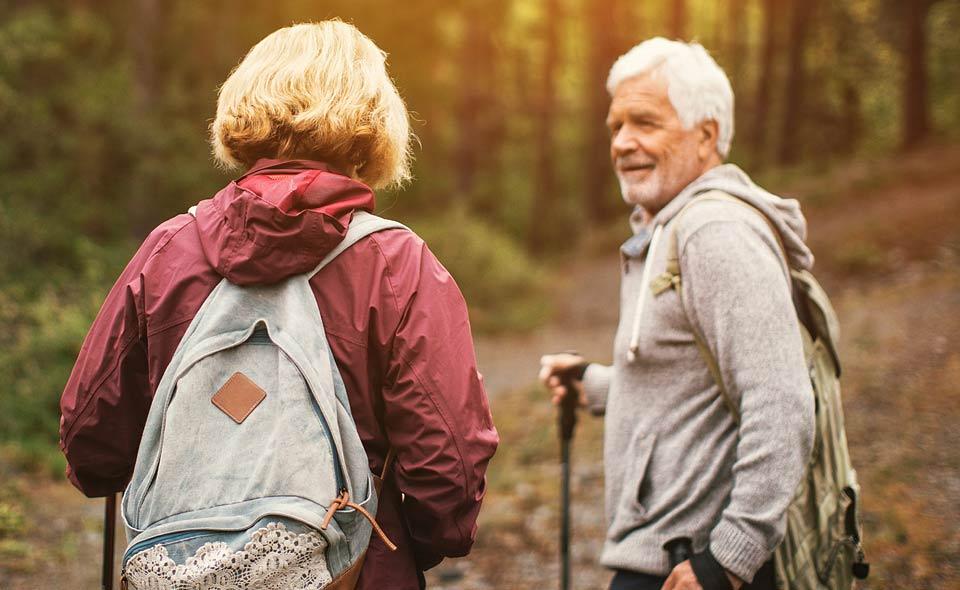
[607,73,716,215]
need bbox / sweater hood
[625,164,814,271]
[194,159,376,285]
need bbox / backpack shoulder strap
[651,191,792,424]
[658,191,787,265]
[693,191,788,261]
[651,190,788,295]
[684,194,837,372]
[309,211,409,278]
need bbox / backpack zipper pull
[319,487,397,551]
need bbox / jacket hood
[194,159,376,285]
[626,164,814,271]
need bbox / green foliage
[0,502,25,539]
[0,239,125,459]
[835,240,885,274]
[0,7,134,280]
[410,208,551,334]
[0,477,28,570]
[0,0,958,464]
[929,1,960,134]
[0,484,32,572]
[0,6,137,461]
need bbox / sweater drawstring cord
[627,224,664,363]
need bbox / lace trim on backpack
[123,522,333,589]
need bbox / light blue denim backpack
[120,211,405,590]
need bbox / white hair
[606,37,734,157]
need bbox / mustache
[615,158,656,171]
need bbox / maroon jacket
[59,159,499,589]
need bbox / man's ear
[697,120,719,160]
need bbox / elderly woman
[59,21,497,590]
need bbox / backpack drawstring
[321,490,398,551]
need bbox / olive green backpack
[653,192,870,589]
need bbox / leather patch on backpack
[212,372,266,424]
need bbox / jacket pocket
[608,430,656,541]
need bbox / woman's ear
[697,119,719,160]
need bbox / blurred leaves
[1,0,959,463]
[412,207,551,334]
[0,7,133,280]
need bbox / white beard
[617,169,665,209]
[617,156,702,214]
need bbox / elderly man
[540,38,814,590]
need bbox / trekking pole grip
[558,372,579,442]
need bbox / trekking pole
[102,493,117,590]
[558,370,579,590]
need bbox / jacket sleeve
[679,218,815,582]
[59,238,156,497]
[378,236,499,571]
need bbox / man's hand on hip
[661,560,743,590]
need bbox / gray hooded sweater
[581,164,815,582]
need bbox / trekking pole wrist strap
[690,548,734,590]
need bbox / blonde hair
[211,21,413,190]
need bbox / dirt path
[474,255,622,396]
[2,144,959,589]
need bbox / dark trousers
[609,560,776,590]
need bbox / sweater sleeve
[582,363,612,416]
[378,235,499,571]
[679,219,815,582]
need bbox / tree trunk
[902,0,932,149]
[128,0,162,235]
[777,0,817,165]
[454,0,506,215]
[583,0,624,223]
[750,0,778,163]
[840,83,863,154]
[669,0,687,39]
[454,5,483,202]
[130,0,160,117]
[529,0,561,252]
[833,3,862,155]
[725,0,748,158]
[726,0,747,84]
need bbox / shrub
[409,207,551,335]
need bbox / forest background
[0,0,958,588]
